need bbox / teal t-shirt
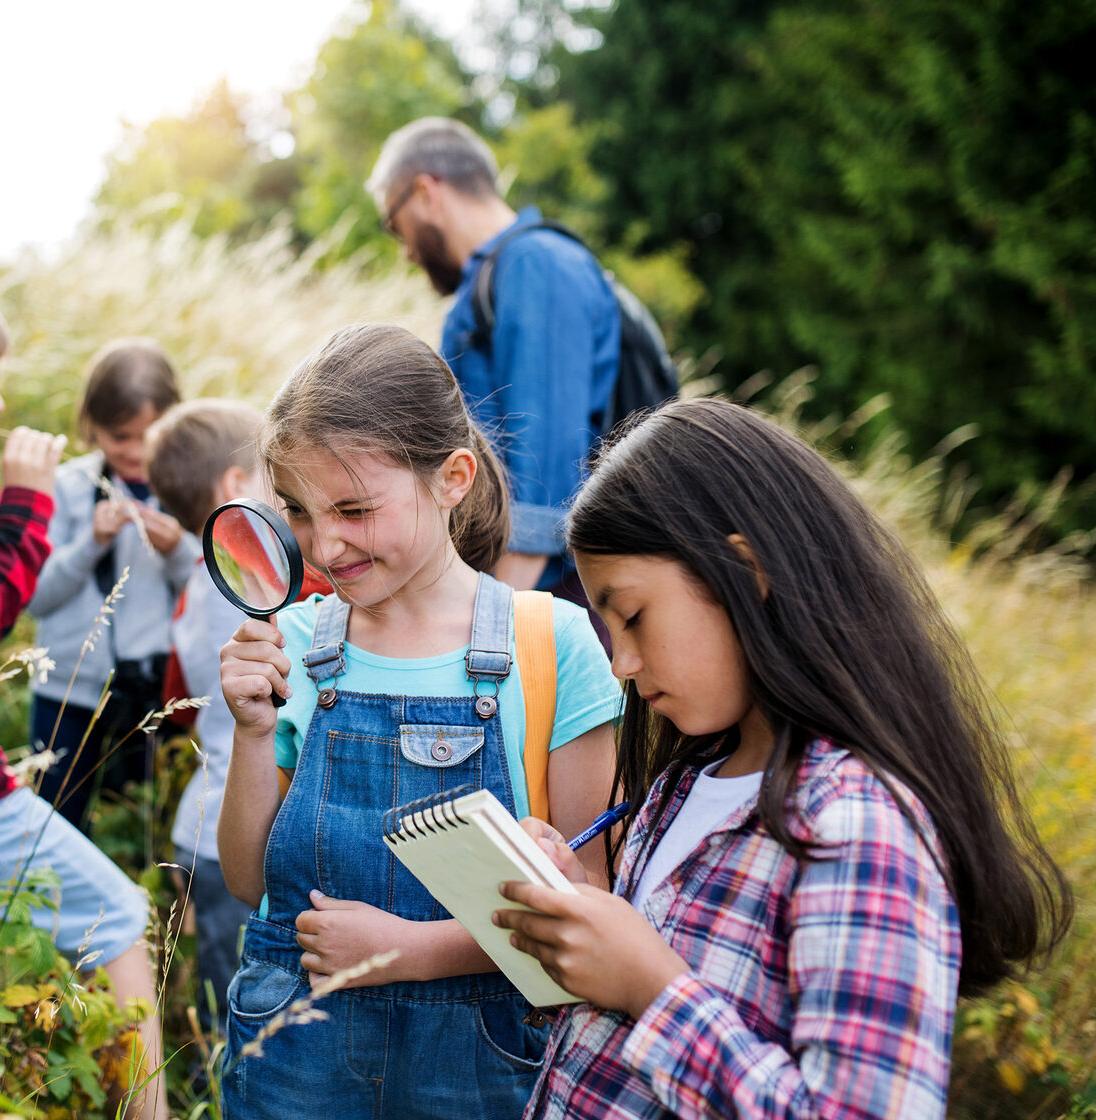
[273,593,621,820]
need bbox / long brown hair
[262,324,509,572]
[568,397,1072,996]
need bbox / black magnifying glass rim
[202,498,304,618]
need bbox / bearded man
[368,118,620,599]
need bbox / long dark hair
[262,324,509,572]
[568,397,1071,995]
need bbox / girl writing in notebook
[495,398,1072,1118]
[217,325,620,1119]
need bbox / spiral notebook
[382,786,581,1007]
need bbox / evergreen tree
[563,0,1096,531]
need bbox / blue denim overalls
[222,575,550,1118]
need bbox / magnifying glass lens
[209,506,293,613]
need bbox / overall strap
[302,594,352,688]
[465,573,513,719]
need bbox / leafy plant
[0,869,151,1118]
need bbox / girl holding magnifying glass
[217,324,621,1119]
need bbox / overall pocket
[223,959,316,1119]
[397,723,485,770]
[474,996,550,1072]
[227,957,305,1021]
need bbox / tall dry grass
[2,224,1093,1116]
[0,217,441,436]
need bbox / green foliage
[95,81,298,241]
[288,0,475,259]
[0,869,149,1118]
[559,0,1096,534]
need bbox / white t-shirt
[632,759,763,913]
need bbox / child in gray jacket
[29,339,199,829]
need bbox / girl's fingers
[507,930,552,963]
[300,952,323,974]
[497,879,573,916]
[226,672,279,703]
[518,817,567,846]
[222,641,292,679]
[492,907,563,947]
[231,618,285,646]
[228,662,290,700]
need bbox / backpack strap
[470,219,586,350]
[513,590,557,822]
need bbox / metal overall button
[523,1009,548,1028]
[431,732,454,762]
[474,695,498,719]
[317,687,338,710]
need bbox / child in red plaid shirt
[0,312,168,1117]
[496,398,1072,1119]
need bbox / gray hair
[367,117,498,209]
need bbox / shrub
[0,869,151,1118]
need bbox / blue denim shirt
[441,207,620,588]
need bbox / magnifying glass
[202,498,304,708]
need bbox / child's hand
[518,818,589,885]
[1,427,66,496]
[295,891,413,990]
[220,618,292,736]
[93,498,131,545]
[138,505,184,554]
[493,881,689,1021]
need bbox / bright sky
[0,0,470,261]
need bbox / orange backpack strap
[514,590,557,823]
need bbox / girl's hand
[92,499,130,545]
[220,617,292,736]
[295,891,414,989]
[138,505,184,554]
[518,818,589,885]
[493,881,689,1021]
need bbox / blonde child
[146,399,269,1035]
[217,324,621,1118]
[29,339,200,828]
[496,398,1072,1119]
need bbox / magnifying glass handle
[243,610,288,709]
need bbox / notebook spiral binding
[382,784,477,843]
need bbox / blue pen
[567,801,631,851]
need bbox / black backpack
[470,219,678,434]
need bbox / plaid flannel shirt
[525,739,961,1120]
[0,485,54,799]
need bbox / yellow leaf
[996,1058,1026,1094]
[1012,987,1039,1017]
[1,984,40,1007]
